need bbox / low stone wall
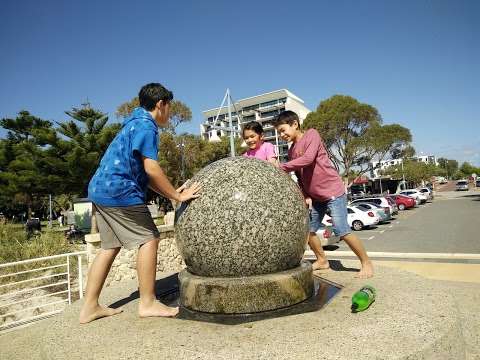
[85,225,184,287]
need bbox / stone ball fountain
[175,157,312,314]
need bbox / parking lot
[329,190,480,254]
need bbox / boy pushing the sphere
[80,83,201,323]
[273,111,373,278]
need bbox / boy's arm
[279,131,320,172]
[143,157,200,202]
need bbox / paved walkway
[373,260,480,283]
[1,261,479,359]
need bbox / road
[332,189,480,254]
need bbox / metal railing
[0,251,87,331]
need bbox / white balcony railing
[0,251,87,331]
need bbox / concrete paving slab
[0,261,477,360]
[372,261,480,283]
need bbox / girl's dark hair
[273,110,299,126]
[242,121,264,136]
[138,83,174,111]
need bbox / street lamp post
[400,144,406,190]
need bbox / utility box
[73,198,93,231]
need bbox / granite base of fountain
[155,269,341,325]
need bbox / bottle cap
[351,303,358,312]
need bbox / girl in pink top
[242,121,278,165]
[273,111,373,278]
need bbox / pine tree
[56,103,121,197]
[0,111,61,218]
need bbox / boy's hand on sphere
[178,182,202,202]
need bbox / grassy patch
[0,224,78,264]
[0,224,83,288]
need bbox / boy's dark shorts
[94,204,160,250]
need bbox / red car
[387,194,415,211]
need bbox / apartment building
[413,155,438,166]
[200,89,311,162]
[370,155,438,178]
[370,159,405,178]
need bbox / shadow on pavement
[108,273,179,309]
[328,260,359,273]
[461,194,480,201]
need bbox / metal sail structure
[209,88,242,157]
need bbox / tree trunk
[27,194,32,219]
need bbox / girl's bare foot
[311,259,330,271]
[138,300,179,318]
[355,261,374,278]
[79,303,122,324]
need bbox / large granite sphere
[175,157,309,277]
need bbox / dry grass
[0,224,81,288]
[0,224,79,264]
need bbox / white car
[321,207,380,234]
[399,189,427,204]
[346,205,380,231]
[417,187,434,200]
[456,180,469,191]
[350,196,396,216]
[352,203,391,223]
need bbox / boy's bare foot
[311,259,330,271]
[138,300,179,318]
[355,261,374,278]
[79,304,122,324]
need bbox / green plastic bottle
[351,285,376,313]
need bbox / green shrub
[0,224,77,264]
[0,224,83,289]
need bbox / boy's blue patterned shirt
[88,107,159,206]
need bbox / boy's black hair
[273,110,300,127]
[242,121,264,136]
[138,83,174,111]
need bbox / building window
[260,100,278,108]
[264,130,275,137]
[261,110,280,118]
[243,104,259,112]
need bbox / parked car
[353,203,391,223]
[346,205,380,231]
[350,196,396,216]
[456,180,469,191]
[476,179,480,187]
[388,194,416,211]
[384,196,399,215]
[316,223,340,246]
[435,176,447,184]
[417,187,434,201]
[399,189,427,204]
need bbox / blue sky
[1,0,478,165]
